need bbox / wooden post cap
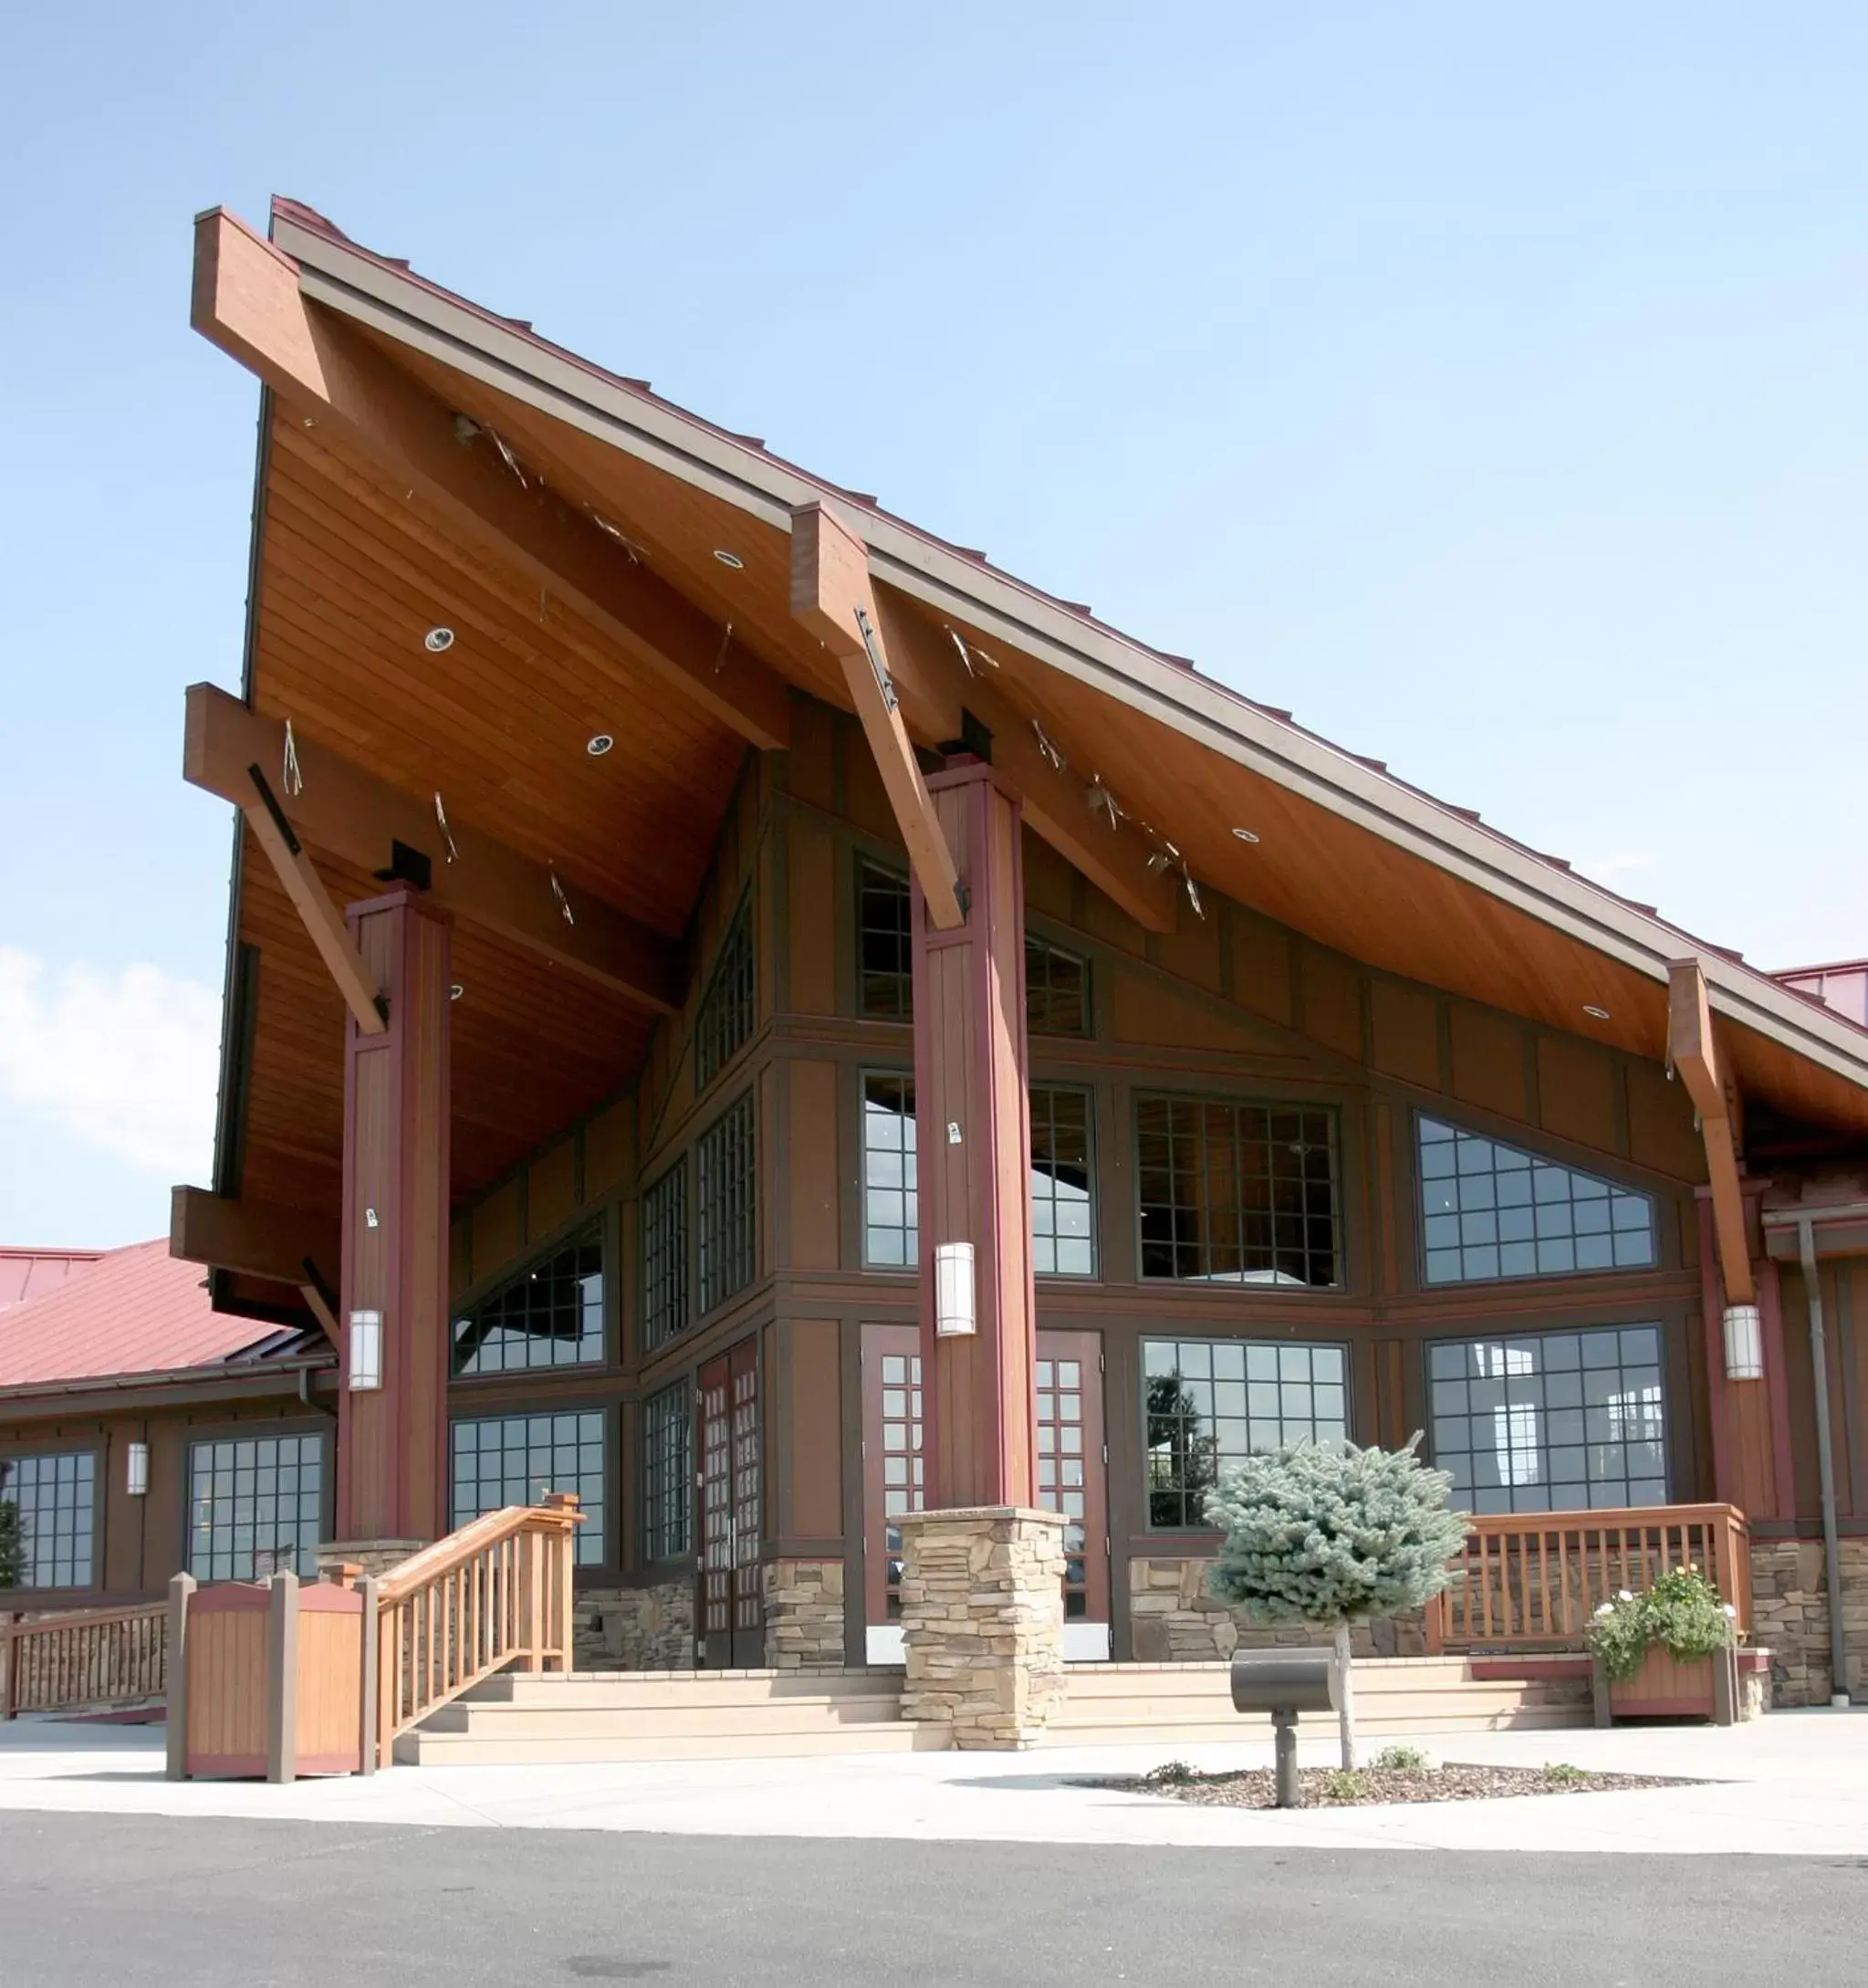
[322,1563,362,1588]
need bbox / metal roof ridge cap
[272,215,1868,1093]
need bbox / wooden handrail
[3,1600,169,1719]
[369,1494,582,1765]
[1424,1501,1750,1654]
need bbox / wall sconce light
[349,1309,384,1391]
[126,1441,150,1498]
[935,1241,976,1337]
[1723,1303,1763,1381]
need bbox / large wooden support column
[910,759,1038,1511]
[335,883,452,1551]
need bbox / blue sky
[3,3,1863,1245]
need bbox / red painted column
[910,759,1038,1510]
[336,883,451,1544]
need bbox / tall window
[1030,1083,1095,1276]
[452,1410,607,1564]
[642,1382,693,1563]
[1143,1339,1348,1528]
[695,900,755,1089]
[186,1435,323,1583]
[1417,1115,1656,1286]
[1428,1325,1667,1514]
[453,1226,604,1376]
[0,1452,96,1589]
[858,862,913,1019]
[642,1158,688,1351]
[1137,1096,1340,1287]
[862,1073,919,1268]
[1027,936,1090,1036]
[697,1093,757,1315]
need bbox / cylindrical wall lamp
[1723,1303,1764,1381]
[348,1308,384,1391]
[934,1242,976,1337]
[125,1440,150,1498]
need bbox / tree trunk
[1333,1619,1358,1771]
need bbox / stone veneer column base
[763,1559,846,1669]
[317,1539,430,1580]
[898,1507,1066,1750]
[1128,1558,1426,1661]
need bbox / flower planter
[1605,1643,1736,1722]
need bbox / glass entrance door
[860,1324,1108,1663]
[696,1336,762,1667]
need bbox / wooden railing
[1424,1502,1751,1653]
[3,1602,168,1718]
[369,1492,581,1766]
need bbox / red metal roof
[0,1240,286,1389]
[0,1249,104,1313]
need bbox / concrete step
[469,1670,901,1712]
[421,1699,906,1740]
[1037,1708,1585,1747]
[396,1723,940,1765]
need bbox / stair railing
[367,1492,582,1767]
[2,1601,169,1719]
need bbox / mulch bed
[1100,1762,1697,1808]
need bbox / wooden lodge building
[5,198,1868,1742]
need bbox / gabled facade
[6,199,1866,1724]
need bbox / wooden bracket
[191,206,790,752]
[789,501,963,929]
[171,1185,342,1290]
[184,682,680,1012]
[1668,958,1756,1307]
[237,761,387,1034]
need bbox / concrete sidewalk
[2,1709,1863,1853]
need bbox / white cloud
[1578,851,1654,882]
[0,949,221,1178]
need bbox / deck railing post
[2,1614,18,1722]
[164,1575,195,1782]
[359,1575,380,1776]
[524,1528,544,1672]
[266,1569,300,1786]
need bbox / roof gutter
[0,1354,334,1411]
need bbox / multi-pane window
[453,1226,604,1376]
[1417,1116,1656,1286]
[697,1093,757,1315]
[642,1382,693,1563]
[1428,1325,1667,1515]
[1027,936,1091,1036]
[0,1452,96,1589]
[1137,1096,1341,1287]
[186,1435,323,1583]
[695,900,755,1090]
[858,862,913,1020]
[1030,1083,1095,1276]
[451,1410,607,1564]
[862,1073,919,1268]
[1143,1339,1349,1528]
[642,1158,688,1351]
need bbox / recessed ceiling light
[449,983,464,1001]
[1583,1004,1611,1020]
[586,733,614,757]
[424,626,454,653]
[712,549,745,570]
[1232,828,1260,843]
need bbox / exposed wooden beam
[1669,958,1756,1307]
[869,586,1179,934]
[789,501,964,929]
[185,682,681,1013]
[191,206,790,752]
[171,1185,341,1292]
[233,754,387,1034]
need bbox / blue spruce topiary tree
[1205,1436,1468,1768]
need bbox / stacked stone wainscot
[898,1507,1066,1750]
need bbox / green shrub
[1541,1762,1588,1787]
[1586,1564,1737,1683]
[1144,1759,1197,1786]
[1320,1769,1368,1801]
[0,1494,23,1591]
[1372,1744,1430,1773]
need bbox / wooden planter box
[166,1569,364,1783]
[1600,1642,1739,1723]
